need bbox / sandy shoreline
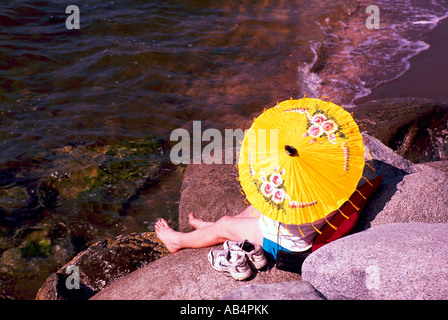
[356,16,448,105]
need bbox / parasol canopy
[238,98,365,225]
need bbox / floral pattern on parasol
[238,98,365,225]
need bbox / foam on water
[298,0,448,107]
[297,41,322,99]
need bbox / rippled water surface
[1,0,447,299]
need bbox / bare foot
[155,218,181,253]
[188,212,213,229]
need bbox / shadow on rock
[354,160,408,232]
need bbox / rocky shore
[36,98,448,300]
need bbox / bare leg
[188,206,261,230]
[155,207,263,253]
[237,205,261,218]
[188,212,213,229]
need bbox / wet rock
[302,223,448,300]
[353,97,448,163]
[35,232,169,300]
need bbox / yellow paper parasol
[238,98,365,226]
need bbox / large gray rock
[91,246,299,300]
[178,148,247,233]
[355,133,448,231]
[302,223,448,300]
[367,170,448,226]
[220,280,325,300]
[417,160,448,174]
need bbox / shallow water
[1,0,447,299]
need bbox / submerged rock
[0,186,30,212]
[41,136,168,214]
[0,221,74,300]
[35,136,173,246]
[0,180,45,231]
[1,136,174,299]
[0,226,11,252]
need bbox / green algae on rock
[0,136,175,299]
[37,136,171,229]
